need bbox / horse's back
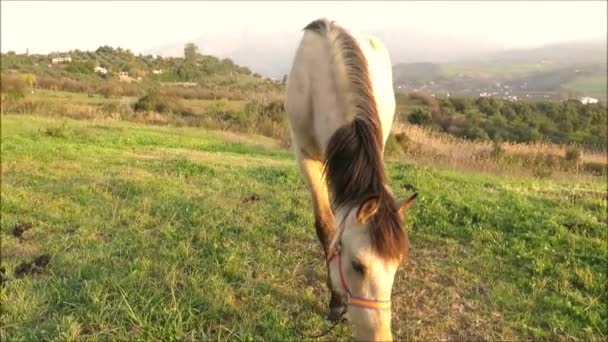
[355,35,396,145]
[285,29,344,158]
[285,25,395,159]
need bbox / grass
[1,114,607,341]
[392,122,607,179]
[563,76,608,100]
[29,90,247,115]
[6,89,606,180]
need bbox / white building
[51,56,72,64]
[94,66,108,75]
[580,97,599,104]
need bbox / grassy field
[563,76,608,100]
[29,90,248,115]
[1,115,606,341]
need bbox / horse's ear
[397,193,417,219]
[357,197,379,224]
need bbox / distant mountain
[148,30,606,100]
[393,40,607,100]
[472,40,607,65]
[147,28,500,79]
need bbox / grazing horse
[285,19,417,341]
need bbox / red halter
[327,245,391,311]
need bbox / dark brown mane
[304,19,407,261]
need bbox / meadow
[564,76,608,100]
[1,114,606,341]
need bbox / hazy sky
[1,1,606,54]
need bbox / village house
[580,97,599,104]
[118,72,142,83]
[51,56,72,64]
[94,66,108,75]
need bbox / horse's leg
[297,154,346,321]
[297,155,334,254]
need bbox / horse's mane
[304,19,407,261]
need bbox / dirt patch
[14,254,51,278]
[11,222,33,240]
[33,254,51,268]
[0,266,6,287]
[241,193,261,203]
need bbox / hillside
[0,44,281,99]
[393,41,607,101]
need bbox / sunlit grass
[1,115,606,340]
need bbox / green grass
[33,90,136,105]
[563,76,608,100]
[1,115,606,341]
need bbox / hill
[393,41,607,101]
[0,44,282,99]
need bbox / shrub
[565,147,581,164]
[0,74,26,100]
[394,132,411,152]
[133,88,185,114]
[97,82,121,98]
[407,108,433,126]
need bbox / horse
[284,18,417,341]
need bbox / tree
[184,43,198,62]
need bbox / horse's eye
[352,260,366,275]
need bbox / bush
[394,132,411,152]
[565,147,581,164]
[407,108,433,126]
[0,74,27,100]
[97,82,121,98]
[133,89,186,114]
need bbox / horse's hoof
[326,305,346,322]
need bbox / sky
[1,0,606,55]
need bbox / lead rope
[301,319,343,339]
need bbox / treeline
[0,43,281,100]
[1,44,257,81]
[0,72,274,102]
[404,93,607,149]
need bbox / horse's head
[327,192,417,341]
